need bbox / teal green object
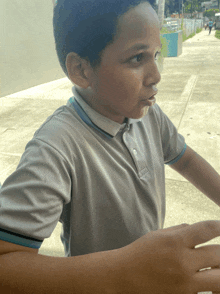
[161,30,182,57]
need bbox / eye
[129,53,144,63]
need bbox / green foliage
[182,28,202,42]
[160,35,168,57]
[165,0,180,16]
[215,30,220,39]
[182,32,187,42]
[160,27,173,34]
[181,19,184,30]
[184,2,192,13]
[203,8,219,18]
[182,31,195,41]
[164,0,204,16]
[184,0,204,13]
[165,0,218,16]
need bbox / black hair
[53,0,155,76]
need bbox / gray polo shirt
[0,87,186,256]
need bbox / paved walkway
[0,28,220,278]
[159,28,220,229]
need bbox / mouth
[141,93,157,107]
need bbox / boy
[0,0,220,293]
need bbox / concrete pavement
[159,29,220,232]
[0,28,220,275]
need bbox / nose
[143,59,161,87]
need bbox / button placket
[123,132,149,177]
[133,148,137,156]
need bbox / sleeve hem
[0,230,43,249]
[165,143,187,166]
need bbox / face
[80,3,162,124]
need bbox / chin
[142,106,150,116]
[126,106,149,120]
[134,106,149,119]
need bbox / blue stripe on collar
[69,97,113,139]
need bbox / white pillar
[158,0,165,28]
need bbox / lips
[148,89,158,100]
[141,91,157,107]
[148,94,156,100]
[145,95,156,106]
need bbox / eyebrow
[130,44,150,51]
[124,44,149,53]
[124,42,162,53]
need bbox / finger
[194,245,220,270]
[212,265,220,269]
[194,268,220,293]
[162,223,189,232]
[180,220,220,248]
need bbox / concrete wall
[1,0,66,97]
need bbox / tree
[165,0,188,16]
[165,0,178,16]
[204,8,219,18]
[184,0,203,13]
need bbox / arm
[170,145,220,207]
[1,221,220,294]
[0,240,121,294]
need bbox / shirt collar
[69,86,141,137]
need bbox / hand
[198,265,220,294]
[202,265,220,294]
[118,221,220,294]
[212,266,220,294]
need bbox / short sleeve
[0,138,72,249]
[153,104,186,165]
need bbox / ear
[66,53,92,88]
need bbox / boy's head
[53,0,155,76]
[53,0,161,124]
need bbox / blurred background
[1,0,66,98]
[1,0,219,97]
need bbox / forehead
[100,3,160,61]
[115,3,160,47]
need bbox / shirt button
[133,148,137,155]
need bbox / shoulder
[34,104,82,140]
[35,104,76,132]
[30,104,86,160]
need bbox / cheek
[97,67,143,98]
